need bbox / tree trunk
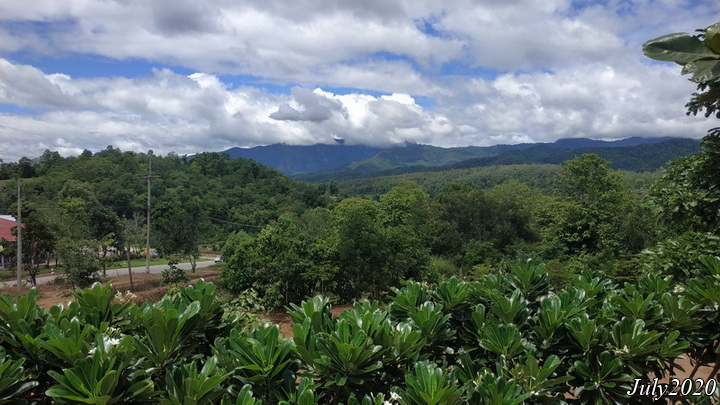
[101,246,108,277]
[191,255,197,273]
[29,265,37,286]
[689,348,707,379]
[126,248,134,291]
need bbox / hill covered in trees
[0,131,714,304]
[0,148,329,283]
[216,136,699,178]
[295,137,700,182]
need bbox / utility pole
[16,178,22,288]
[140,159,159,274]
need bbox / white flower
[101,335,121,352]
[615,345,630,355]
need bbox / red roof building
[0,215,18,242]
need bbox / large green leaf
[704,22,720,53]
[395,361,462,405]
[683,59,720,82]
[643,32,719,64]
[0,349,38,404]
[213,325,299,402]
[160,357,231,405]
[45,334,159,404]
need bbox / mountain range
[220,137,701,182]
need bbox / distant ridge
[548,136,677,149]
[218,137,700,179]
[222,144,382,175]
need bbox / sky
[1,0,719,162]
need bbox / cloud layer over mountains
[0,0,716,161]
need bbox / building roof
[0,217,19,242]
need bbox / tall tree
[120,213,144,291]
[332,198,388,298]
[57,180,120,276]
[644,23,720,233]
[543,154,654,260]
[15,205,56,286]
[153,187,208,272]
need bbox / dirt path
[265,304,354,338]
[0,269,221,308]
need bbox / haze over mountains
[220,137,700,182]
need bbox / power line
[0,123,48,138]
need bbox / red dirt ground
[0,269,221,308]
[265,304,354,338]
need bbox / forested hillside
[294,137,700,182]
[219,148,720,308]
[334,164,660,197]
[222,143,383,175]
[0,135,712,299]
[0,148,328,283]
[5,135,717,403]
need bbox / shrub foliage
[0,258,719,404]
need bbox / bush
[421,256,459,283]
[634,231,720,278]
[56,239,101,289]
[0,258,718,405]
[161,260,189,286]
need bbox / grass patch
[0,267,55,280]
[105,258,170,269]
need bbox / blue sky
[0,0,718,161]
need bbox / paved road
[0,260,216,289]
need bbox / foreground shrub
[0,257,718,404]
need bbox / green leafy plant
[394,360,462,405]
[488,289,529,327]
[388,281,431,320]
[431,277,471,314]
[643,23,720,84]
[570,351,634,404]
[0,348,38,404]
[0,289,47,372]
[161,356,230,405]
[506,260,551,302]
[287,295,335,334]
[161,260,190,286]
[45,334,159,404]
[464,370,532,405]
[38,317,95,369]
[222,384,261,405]
[510,355,573,402]
[309,319,385,400]
[566,314,604,355]
[132,299,202,373]
[407,301,454,350]
[73,282,133,330]
[278,378,320,405]
[212,325,299,402]
[479,322,528,360]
